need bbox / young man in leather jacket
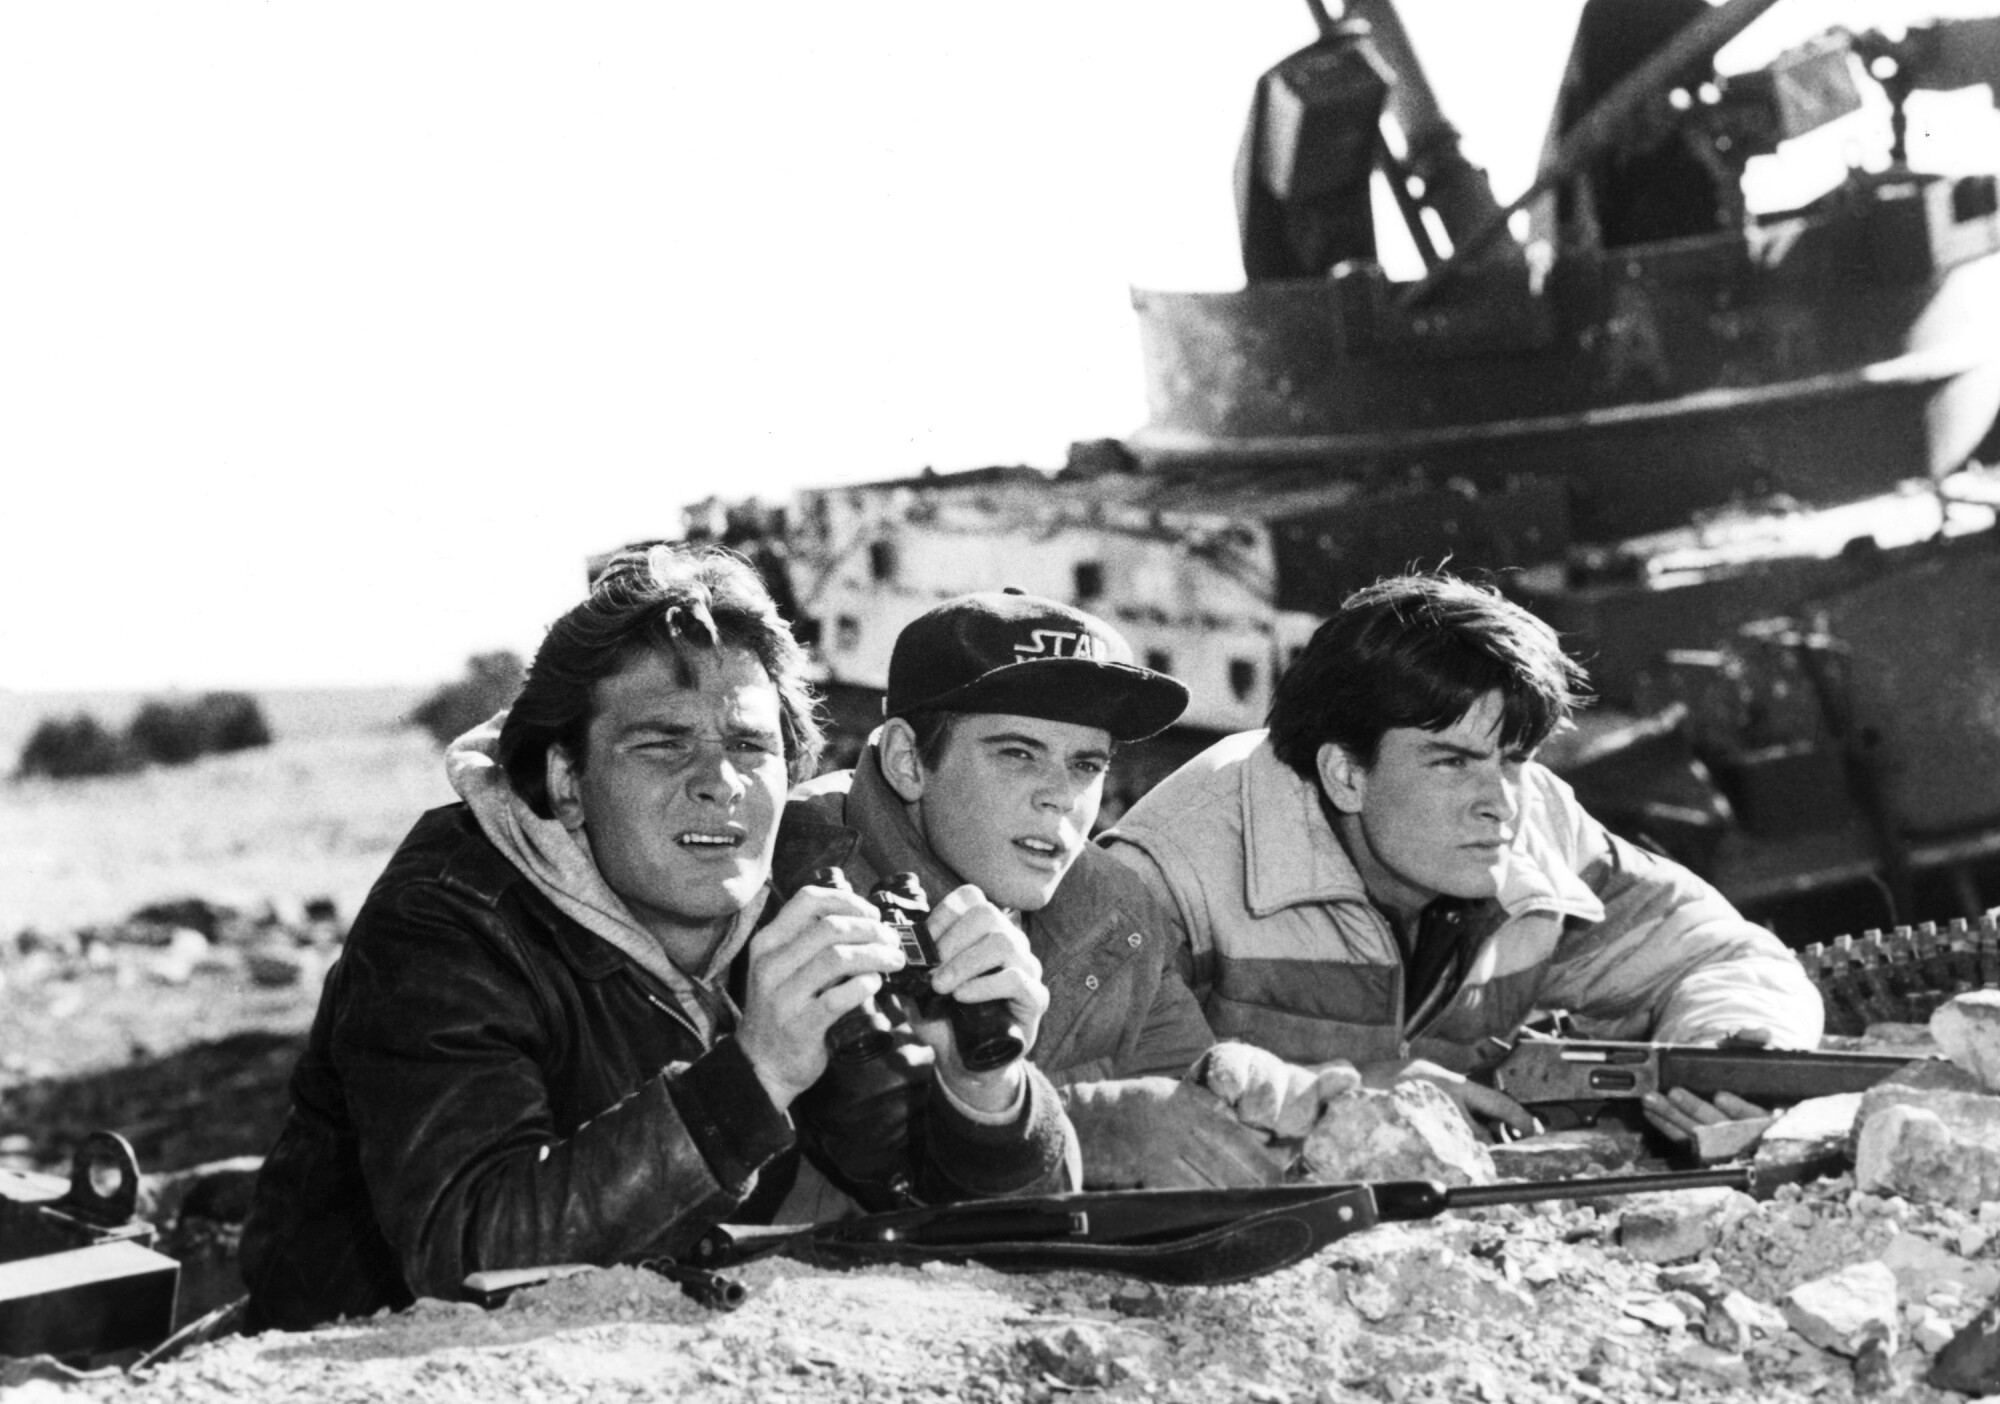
[783,589,1358,1190]
[239,546,1075,1331]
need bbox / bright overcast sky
[0,0,1978,690]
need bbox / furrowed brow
[1420,737,1496,761]
[619,719,698,741]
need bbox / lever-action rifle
[685,1159,1819,1296]
[461,1159,1842,1312]
[1485,1037,1927,1130]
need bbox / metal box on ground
[0,1133,180,1362]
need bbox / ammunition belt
[1798,913,2000,1035]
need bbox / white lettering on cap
[1014,628,1106,662]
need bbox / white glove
[1194,1041,1362,1140]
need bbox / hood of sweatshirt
[444,712,764,1041]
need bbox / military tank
[688,0,2000,939]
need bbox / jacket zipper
[643,989,707,1044]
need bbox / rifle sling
[694,1184,1383,1287]
[784,1186,1382,1287]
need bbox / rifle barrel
[640,1258,747,1311]
[1369,1165,1758,1221]
[1439,1165,1753,1213]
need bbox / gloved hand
[1194,1042,1362,1140]
[1061,1077,1295,1190]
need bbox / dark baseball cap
[885,589,1189,742]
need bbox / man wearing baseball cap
[779,588,1358,1188]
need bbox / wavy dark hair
[1267,572,1588,779]
[498,543,825,817]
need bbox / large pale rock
[1851,1058,2000,1210]
[1300,1082,1496,1186]
[1932,991,2000,1092]
[1783,1259,1900,1356]
[1616,1187,1754,1264]
[1856,1057,1991,1124]
[1855,1104,2000,1210]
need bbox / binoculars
[813,867,1026,1073]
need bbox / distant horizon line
[0,681,443,698]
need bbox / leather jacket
[239,805,1073,1331]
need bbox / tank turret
[690,0,2000,934]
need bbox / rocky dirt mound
[9,1173,1996,1404]
[10,900,2000,1401]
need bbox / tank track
[1799,913,2000,1035]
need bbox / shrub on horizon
[126,692,274,767]
[410,651,526,746]
[13,692,274,782]
[14,712,134,780]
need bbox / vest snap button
[1084,974,1100,991]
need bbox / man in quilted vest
[1103,572,1823,1142]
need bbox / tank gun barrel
[1401,0,1784,308]
[1329,0,1521,274]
